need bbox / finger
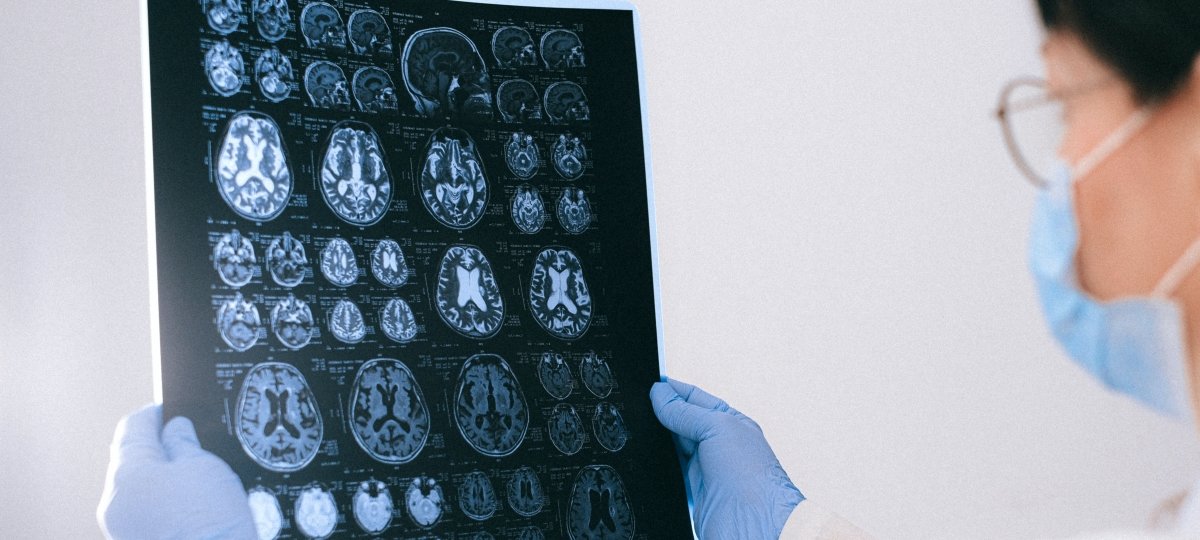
[162,416,208,461]
[650,382,719,442]
[110,404,165,464]
[665,378,739,415]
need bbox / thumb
[162,416,207,461]
[650,382,720,442]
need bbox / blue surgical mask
[1029,109,1197,421]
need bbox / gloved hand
[650,378,804,540]
[97,404,257,540]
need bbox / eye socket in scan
[556,188,593,235]
[351,479,394,534]
[510,184,546,235]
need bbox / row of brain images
[237,357,633,538]
[216,112,592,231]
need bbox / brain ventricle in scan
[454,354,529,457]
[420,127,489,230]
[320,121,392,225]
[507,466,545,517]
[567,465,635,540]
[458,470,498,521]
[215,111,292,221]
[348,358,430,464]
[529,247,593,339]
[235,362,324,473]
[435,245,505,338]
[401,27,493,121]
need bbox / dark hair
[1037,1,1200,104]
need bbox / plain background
[3,1,1199,538]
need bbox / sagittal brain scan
[203,0,241,35]
[548,403,585,455]
[401,27,493,121]
[492,26,538,67]
[557,188,593,234]
[496,79,543,123]
[371,239,409,288]
[544,81,591,123]
[329,299,366,344]
[552,133,587,180]
[507,466,545,517]
[592,402,628,452]
[247,487,283,540]
[320,122,393,225]
[319,237,357,287]
[213,229,256,288]
[567,465,635,540]
[351,479,393,534]
[217,292,262,351]
[529,247,593,339]
[352,66,398,113]
[454,354,529,457]
[458,470,498,521]
[347,9,393,55]
[541,29,586,68]
[300,2,346,50]
[304,61,350,110]
[419,127,489,230]
[270,293,314,350]
[215,111,292,221]
[294,484,338,539]
[349,358,430,464]
[206,40,245,97]
[266,231,307,287]
[235,362,323,472]
[252,0,289,42]
[580,352,614,398]
[435,246,505,338]
[511,184,546,235]
[505,132,540,179]
[537,352,574,399]
[255,48,293,103]
[380,298,418,343]
[405,477,444,528]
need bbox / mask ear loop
[1153,238,1200,298]
[1070,108,1154,181]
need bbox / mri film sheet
[148,1,688,538]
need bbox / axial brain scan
[492,26,538,68]
[557,188,592,234]
[435,245,505,339]
[548,403,585,455]
[580,352,614,398]
[235,362,323,472]
[567,465,635,540]
[592,402,628,452]
[537,352,574,399]
[352,67,399,113]
[304,61,350,109]
[401,27,493,121]
[511,184,546,235]
[529,247,593,339]
[255,48,293,103]
[454,354,529,457]
[217,292,262,351]
[213,229,256,288]
[300,2,346,49]
[266,231,307,287]
[215,111,292,221]
[203,0,241,35]
[496,80,543,123]
[270,293,314,350]
[507,467,545,517]
[419,127,489,230]
[540,29,586,69]
[380,298,418,343]
[552,133,587,180]
[405,477,444,528]
[544,82,591,124]
[319,237,357,287]
[252,0,289,42]
[349,358,430,464]
[294,484,338,539]
[320,122,393,225]
[247,487,283,540]
[458,470,498,521]
[371,239,409,288]
[505,132,540,179]
[206,40,245,97]
[518,527,547,540]
[347,9,393,55]
[351,479,394,534]
[329,299,366,344]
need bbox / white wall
[1,1,1197,538]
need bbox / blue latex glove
[650,378,804,540]
[97,404,257,540]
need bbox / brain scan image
[556,188,592,235]
[348,358,430,464]
[380,298,418,344]
[506,467,545,517]
[252,0,289,42]
[529,247,593,339]
[203,0,241,35]
[255,48,293,103]
[492,26,537,68]
[505,132,540,179]
[435,246,505,339]
[405,477,444,528]
[580,352,614,399]
[510,184,545,235]
[213,229,256,288]
[329,299,366,344]
[351,67,399,113]
[454,354,529,457]
[300,2,346,49]
[351,479,393,534]
[401,27,493,121]
[266,231,307,287]
[206,40,245,97]
[544,82,591,123]
[235,362,323,472]
[304,61,350,109]
[419,127,489,230]
[548,403,585,455]
[517,527,547,540]
[552,133,587,180]
[591,403,628,452]
[537,352,574,399]
[247,487,283,540]
[567,465,635,540]
[217,293,262,351]
[496,80,543,123]
[371,239,409,288]
[457,470,498,521]
[347,9,393,55]
[320,122,393,226]
[294,484,338,539]
[215,111,292,221]
[319,238,357,287]
[541,29,586,69]
[270,293,314,350]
